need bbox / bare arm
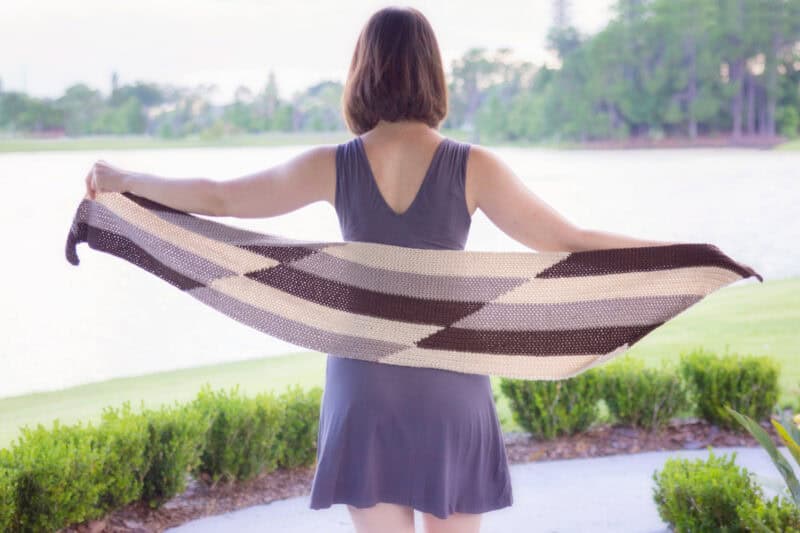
[467,145,679,252]
[118,144,337,218]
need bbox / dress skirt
[308,354,514,519]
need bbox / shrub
[141,402,208,508]
[599,356,689,430]
[499,370,603,440]
[192,384,283,484]
[0,382,324,528]
[652,448,764,530]
[679,348,779,430]
[737,495,800,532]
[0,450,15,532]
[90,401,150,512]
[7,420,105,532]
[274,385,323,469]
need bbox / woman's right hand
[85,159,131,200]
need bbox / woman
[85,6,675,533]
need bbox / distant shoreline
[558,134,792,151]
[0,131,796,153]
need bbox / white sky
[0,0,614,105]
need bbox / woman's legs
[421,511,482,533]
[345,502,483,533]
[347,502,415,533]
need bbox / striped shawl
[64,191,763,380]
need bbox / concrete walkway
[167,446,794,533]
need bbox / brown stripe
[538,243,763,282]
[77,222,205,290]
[245,263,484,326]
[210,274,440,345]
[122,191,187,215]
[416,324,658,355]
[239,245,319,264]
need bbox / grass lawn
[1,276,796,451]
[0,132,351,152]
[4,132,796,153]
[776,138,800,150]
[0,130,470,153]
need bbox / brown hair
[342,6,448,134]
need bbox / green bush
[141,402,208,508]
[274,385,323,469]
[499,370,603,440]
[599,356,689,430]
[6,420,105,533]
[653,448,800,532]
[679,349,780,430]
[0,450,15,532]
[737,495,800,532]
[0,383,323,528]
[652,448,764,530]
[93,401,150,512]
[191,384,283,485]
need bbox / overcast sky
[1,0,615,105]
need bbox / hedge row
[0,383,322,533]
[500,348,780,439]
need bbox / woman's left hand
[85,159,131,200]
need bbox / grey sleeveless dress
[308,135,513,519]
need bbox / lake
[0,144,796,399]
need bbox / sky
[0,0,615,105]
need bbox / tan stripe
[319,242,568,278]
[378,345,632,380]
[210,275,441,346]
[495,266,742,304]
[97,192,279,274]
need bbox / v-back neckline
[355,136,449,217]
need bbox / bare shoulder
[282,143,338,206]
[463,143,509,215]
[465,143,506,173]
[294,143,338,166]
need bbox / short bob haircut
[342,6,448,134]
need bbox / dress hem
[309,490,513,520]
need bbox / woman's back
[309,133,513,520]
[334,135,472,250]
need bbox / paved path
[167,446,793,533]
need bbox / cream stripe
[319,241,568,278]
[97,192,279,274]
[495,266,741,304]
[378,346,631,380]
[210,275,441,345]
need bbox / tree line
[1,0,799,143]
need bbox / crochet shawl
[64,191,763,380]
